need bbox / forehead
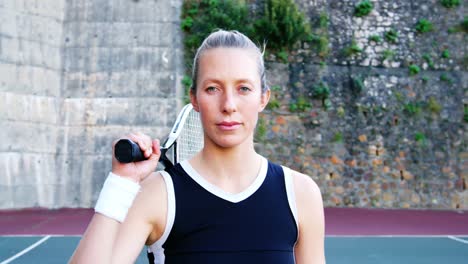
[197,48,260,81]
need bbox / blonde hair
[191,30,269,93]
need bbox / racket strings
[177,109,204,162]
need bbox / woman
[70,30,325,264]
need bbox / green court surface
[1,235,467,263]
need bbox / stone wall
[1,0,466,210]
[0,0,185,208]
[256,0,467,209]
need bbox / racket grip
[114,139,146,163]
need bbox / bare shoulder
[289,169,326,263]
[289,169,323,203]
[288,169,324,226]
[136,171,168,215]
[140,171,168,195]
[131,171,169,243]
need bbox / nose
[222,90,237,114]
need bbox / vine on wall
[181,0,312,64]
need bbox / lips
[217,121,241,131]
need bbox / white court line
[448,236,468,244]
[0,235,51,264]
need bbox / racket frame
[113,104,201,167]
[159,104,197,168]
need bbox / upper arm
[292,171,325,264]
[110,172,168,263]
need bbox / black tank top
[158,158,298,264]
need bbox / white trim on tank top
[179,156,268,203]
[147,162,300,263]
[282,166,299,239]
[147,170,175,264]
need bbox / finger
[148,139,161,161]
[140,134,154,158]
[143,145,153,158]
[128,132,151,154]
[126,133,143,148]
[152,139,160,152]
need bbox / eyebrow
[201,78,256,86]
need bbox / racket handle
[114,139,146,163]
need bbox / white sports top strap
[147,170,176,264]
[282,166,299,235]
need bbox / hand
[111,132,161,183]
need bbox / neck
[189,137,263,191]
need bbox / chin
[211,135,249,149]
[215,140,243,149]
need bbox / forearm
[69,214,120,264]
[69,173,141,263]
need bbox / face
[190,47,270,149]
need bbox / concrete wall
[1,0,184,208]
[0,0,65,208]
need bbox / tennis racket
[114,104,204,168]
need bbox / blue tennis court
[1,208,467,263]
[1,235,467,263]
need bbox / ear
[258,89,271,112]
[190,89,200,112]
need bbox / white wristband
[94,172,141,222]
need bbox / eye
[239,86,252,93]
[205,86,218,93]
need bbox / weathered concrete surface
[1,0,184,208]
